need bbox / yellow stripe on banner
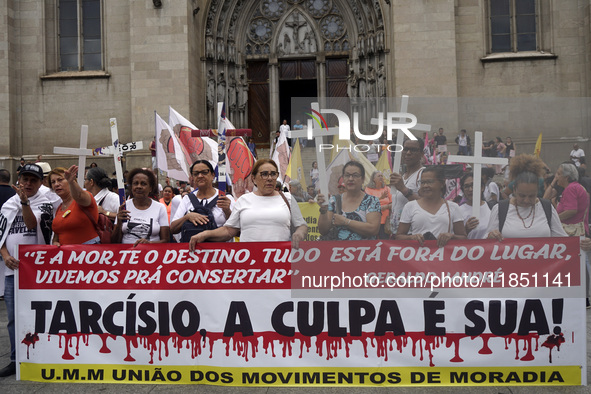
[19,364,581,386]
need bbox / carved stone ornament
[306,0,331,18]
[261,0,286,19]
[320,14,344,40]
[248,18,273,44]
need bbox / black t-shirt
[0,184,16,209]
[434,135,447,146]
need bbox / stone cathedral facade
[0,0,590,173]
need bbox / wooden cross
[81,122,143,204]
[101,118,144,204]
[53,125,92,187]
[288,102,341,202]
[448,131,508,219]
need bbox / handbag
[79,204,113,244]
[319,195,342,241]
[562,222,586,237]
[384,212,392,235]
[561,195,588,237]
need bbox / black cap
[19,164,43,180]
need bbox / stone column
[269,61,280,133]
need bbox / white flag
[271,129,291,183]
[169,106,218,171]
[155,112,190,182]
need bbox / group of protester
[2,139,591,377]
[0,157,314,377]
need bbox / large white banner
[15,239,586,386]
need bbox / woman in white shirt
[487,154,566,239]
[396,166,467,247]
[310,161,319,189]
[170,160,234,242]
[112,168,170,245]
[458,172,491,239]
[188,159,307,250]
[84,167,120,221]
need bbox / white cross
[53,125,92,187]
[288,102,341,201]
[83,121,143,204]
[370,95,432,174]
[109,118,131,204]
[448,131,508,219]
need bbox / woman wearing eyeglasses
[389,138,425,235]
[396,166,466,247]
[317,161,381,240]
[171,160,235,242]
[188,158,307,249]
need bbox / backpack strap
[498,199,510,233]
[279,191,291,212]
[188,193,200,211]
[189,192,219,211]
[539,198,553,229]
[203,195,219,210]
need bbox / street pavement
[1,299,591,393]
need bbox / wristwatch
[21,200,30,206]
[404,189,413,198]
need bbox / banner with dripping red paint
[15,239,586,386]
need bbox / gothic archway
[204,0,388,145]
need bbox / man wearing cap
[0,164,52,377]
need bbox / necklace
[515,202,535,228]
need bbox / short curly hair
[509,154,545,186]
[127,168,157,196]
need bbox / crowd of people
[1,131,590,377]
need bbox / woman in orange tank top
[49,165,100,245]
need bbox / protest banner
[298,202,321,241]
[15,238,586,386]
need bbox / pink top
[557,182,590,233]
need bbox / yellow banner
[298,202,320,241]
[20,364,580,386]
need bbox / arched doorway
[204,0,387,146]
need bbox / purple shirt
[557,182,590,232]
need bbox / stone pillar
[269,61,280,132]
[128,1,192,169]
[0,0,15,163]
